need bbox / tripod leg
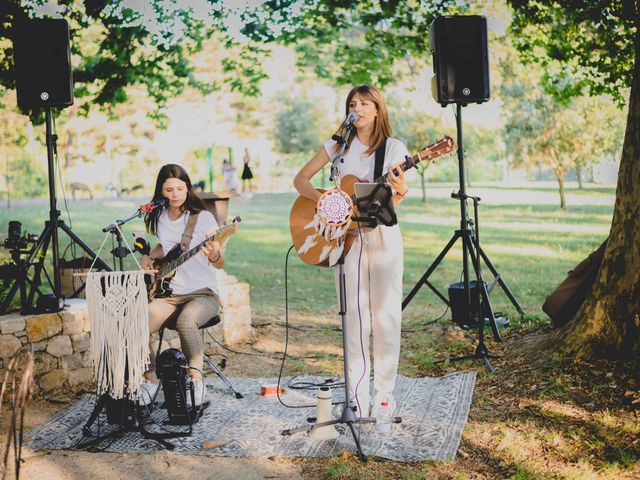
[58,221,112,271]
[25,224,53,307]
[467,240,502,342]
[203,355,243,398]
[346,421,367,462]
[478,246,524,315]
[82,394,109,436]
[0,281,21,314]
[403,232,461,310]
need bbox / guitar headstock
[418,135,456,162]
[210,216,241,243]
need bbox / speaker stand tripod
[1,107,110,315]
[402,104,523,356]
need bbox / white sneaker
[370,391,396,433]
[188,379,206,407]
[138,380,160,406]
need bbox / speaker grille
[430,16,490,106]
[13,18,74,109]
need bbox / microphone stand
[102,204,154,270]
[80,201,175,450]
[329,124,354,183]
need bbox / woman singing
[139,164,224,406]
[293,85,409,431]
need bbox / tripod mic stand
[282,183,402,461]
[402,103,523,346]
[79,208,175,450]
[1,107,111,315]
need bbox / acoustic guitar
[147,216,241,300]
[289,136,455,267]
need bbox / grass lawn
[2,183,639,479]
[0,183,613,324]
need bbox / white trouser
[334,224,403,414]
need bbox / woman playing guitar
[138,164,224,407]
[293,85,409,431]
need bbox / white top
[156,210,219,296]
[323,136,410,182]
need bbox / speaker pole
[45,106,61,298]
[455,103,471,321]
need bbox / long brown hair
[144,164,206,235]
[333,85,393,156]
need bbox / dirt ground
[2,315,639,480]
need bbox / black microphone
[343,112,359,127]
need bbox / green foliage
[5,152,48,198]
[0,0,268,124]
[508,0,635,105]
[241,0,468,87]
[272,95,330,155]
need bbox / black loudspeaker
[12,18,74,109]
[429,15,490,106]
[448,280,486,329]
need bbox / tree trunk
[576,164,583,189]
[420,170,426,203]
[554,166,566,209]
[519,17,640,360]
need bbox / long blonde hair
[333,85,393,156]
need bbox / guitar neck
[157,225,234,278]
[347,155,416,204]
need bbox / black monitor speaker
[429,15,490,106]
[12,18,74,110]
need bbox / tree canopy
[508,0,635,104]
[0,0,267,123]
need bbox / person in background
[241,147,254,193]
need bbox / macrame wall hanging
[85,271,149,400]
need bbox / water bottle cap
[381,401,388,406]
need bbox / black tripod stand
[402,104,523,354]
[0,107,110,315]
[79,206,177,450]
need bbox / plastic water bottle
[375,400,392,433]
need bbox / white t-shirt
[156,210,219,296]
[323,136,410,182]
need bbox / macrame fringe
[85,271,149,400]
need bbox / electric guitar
[147,216,241,300]
[289,136,455,267]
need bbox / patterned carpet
[25,372,476,461]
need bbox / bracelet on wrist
[210,251,222,263]
[396,189,408,198]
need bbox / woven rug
[25,372,476,462]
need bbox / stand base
[435,344,500,372]
[78,395,175,450]
[282,405,403,462]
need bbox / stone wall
[0,270,252,392]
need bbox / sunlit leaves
[508,0,635,106]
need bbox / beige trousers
[334,224,403,413]
[146,288,220,376]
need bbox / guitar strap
[180,212,200,251]
[374,136,388,181]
